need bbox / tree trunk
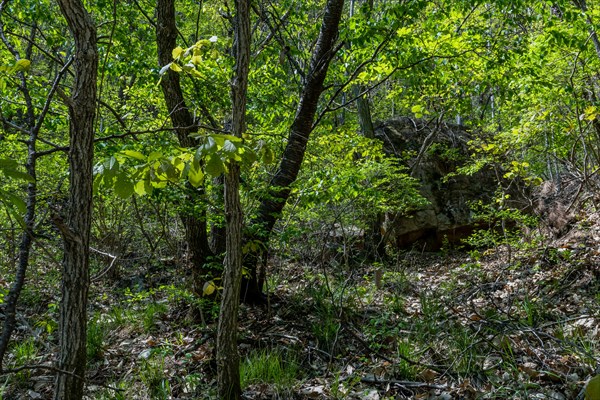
[349,0,384,262]
[0,18,40,371]
[216,0,250,397]
[358,97,385,261]
[242,0,346,303]
[54,0,98,398]
[0,75,36,374]
[217,165,244,399]
[156,0,213,293]
[210,175,227,255]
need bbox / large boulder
[375,117,504,250]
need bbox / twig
[90,247,118,282]
[361,375,448,390]
[0,364,125,392]
[344,324,446,373]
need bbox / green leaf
[106,156,118,170]
[0,158,18,169]
[170,62,182,72]
[205,154,225,176]
[172,46,184,59]
[122,150,146,161]
[187,164,204,187]
[203,281,216,296]
[147,152,163,162]
[241,148,257,165]
[114,173,134,199]
[159,160,179,182]
[222,139,237,154]
[215,134,243,143]
[2,169,34,182]
[2,191,26,213]
[102,156,119,179]
[13,59,30,72]
[134,180,152,196]
[262,147,274,164]
[586,375,600,400]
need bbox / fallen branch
[90,247,118,282]
[344,324,447,374]
[0,364,125,392]
[361,375,448,390]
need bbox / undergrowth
[2,243,599,399]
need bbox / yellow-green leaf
[172,46,184,59]
[262,147,274,164]
[134,180,151,196]
[14,59,31,72]
[188,164,204,188]
[411,105,423,113]
[203,281,216,296]
[122,150,146,161]
[170,62,182,72]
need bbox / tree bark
[156,0,213,294]
[216,0,250,397]
[242,0,346,303]
[54,0,98,398]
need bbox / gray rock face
[375,117,498,250]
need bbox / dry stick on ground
[343,324,447,374]
[0,364,124,392]
[90,247,118,282]
[360,375,448,390]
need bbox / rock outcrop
[375,117,504,250]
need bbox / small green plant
[12,337,37,383]
[240,349,299,394]
[520,296,539,327]
[87,314,106,362]
[385,293,406,315]
[383,271,411,294]
[143,302,168,332]
[419,291,443,320]
[460,261,481,272]
[180,373,203,395]
[97,382,127,400]
[330,369,360,400]
[35,303,59,335]
[304,279,343,354]
[13,337,37,365]
[396,340,417,379]
[312,313,341,354]
[140,356,171,400]
[451,326,479,374]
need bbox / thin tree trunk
[352,0,384,261]
[0,126,36,373]
[357,90,385,261]
[0,15,39,370]
[156,0,213,294]
[242,0,346,303]
[0,16,70,370]
[210,175,227,255]
[0,76,36,373]
[54,0,98,398]
[216,0,250,397]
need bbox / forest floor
[2,216,600,399]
